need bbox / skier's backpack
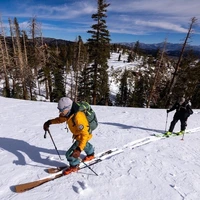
[77,101,98,133]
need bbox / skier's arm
[167,102,177,113]
[43,116,67,131]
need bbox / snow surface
[0,96,200,200]
[1,52,200,199]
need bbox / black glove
[71,147,81,158]
[167,110,170,113]
[43,120,51,131]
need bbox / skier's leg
[180,117,188,131]
[65,141,80,166]
[84,142,94,155]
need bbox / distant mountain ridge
[39,38,200,57]
[4,36,200,57]
[119,42,200,57]
[120,42,200,51]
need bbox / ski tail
[15,174,63,193]
[47,166,68,174]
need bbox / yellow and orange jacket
[49,111,92,151]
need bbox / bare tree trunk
[22,30,34,99]
[0,15,11,65]
[74,38,82,102]
[8,18,17,55]
[22,31,28,66]
[45,79,49,99]
[0,39,10,96]
[13,18,28,99]
[165,17,197,107]
[8,18,18,96]
[92,62,98,105]
[42,44,50,100]
[0,15,10,97]
[147,39,167,108]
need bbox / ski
[47,166,68,174]
[153,133,178,138]
[14,148,122,193]
[47,149,119,174]
[152,128,200,138]
[14,173,64,193]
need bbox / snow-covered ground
[1,96,200,200]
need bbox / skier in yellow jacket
[43,97,95,175]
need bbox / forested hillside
[0,4,200,108]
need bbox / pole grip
[44,131,47,138]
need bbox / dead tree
[165,17,197,107]
[147,39,167,108]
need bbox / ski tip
[44,169,49,173]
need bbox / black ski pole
[181,131,185,141]
[44,129,63,160]
[165,112,168,132]
[79,158,98,176]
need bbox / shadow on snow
[100,122,163,133]
[0,137,66,168]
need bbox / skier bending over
[43,97,95,175]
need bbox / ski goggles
[57,106,70,113]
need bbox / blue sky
[0,0,200,45]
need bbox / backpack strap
[71,114,76,127]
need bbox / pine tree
[115,69,129,106]
[87,0,110,105]
[38,44,65,102]
[71,36,87,101]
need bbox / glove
[167,110,170,113]
[71,147,81,158]
[43,120,51,131]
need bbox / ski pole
[181,131,185,141]
[165,112,168,132]
[79,158,98,176]
[44,129,63,160]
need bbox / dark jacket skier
[165,97,193,136]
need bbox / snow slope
[0,96,200,200]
